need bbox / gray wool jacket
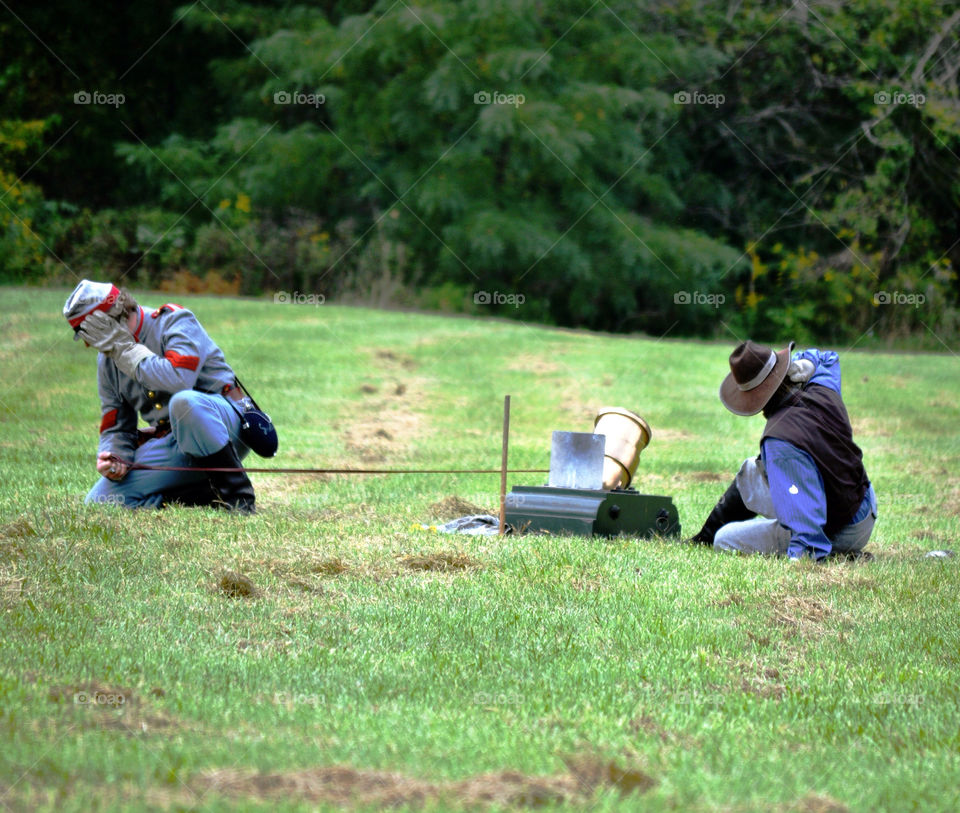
[96,304,236,460]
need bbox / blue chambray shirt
[760,349,871,560]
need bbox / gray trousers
[713,458,877,556]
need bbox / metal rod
[499,394,510,535]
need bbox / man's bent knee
[169,390,205,425]
[85,478,161,509]
[714,518,790,556]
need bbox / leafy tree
[3,0,958,342]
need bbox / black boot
[193,442,256,514]
[161,479,219,508]
[689,478,755,545]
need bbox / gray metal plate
[548,431,605,490]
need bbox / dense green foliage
[2,1,959,342]
[2,289,960,810]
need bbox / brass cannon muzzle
[593,407,651,490]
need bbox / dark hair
[111,288,139,320]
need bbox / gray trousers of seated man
[713,458,877,555]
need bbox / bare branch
[911,8,960,84]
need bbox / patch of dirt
[397,552,480,572]
[689,471,724,482]
[652,428,692,441]
[1,517,38,563]
[769,595,830,627]
[195,756,654,808]
[1,516,37,541]
[310,557,350,576]
[851,416,895,437]
[628,716,701,751]
[241,555,351,595]
[563,755,656,795]
[787,793,849,812]
[258,473,332,501]
[455,771,578,807]
[715,592,744,608]
[286,578,325,595]
[911,529,945,542]
[729,658,787,701]
[338,348,430,464]
[629,715,675,744]
[219,571,258,598]
[505,354,562,375]
[47,682,134,706]
[804,567,878,590]
[0,576,26,605]
[375,349,417,369]
[342,403,424,464]
[740,677,786,701]
[46,683,182,735]
[429,495,492,520]
[746,630,772,647]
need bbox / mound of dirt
[429,496,492,520]
[397,552,480,572]
[219,571,258,598]
[562,755,656,795]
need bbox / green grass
[1,287,959,812]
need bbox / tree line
[2,0,958,344]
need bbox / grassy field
[1,287,959,812]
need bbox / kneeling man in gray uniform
[65,280,256,513]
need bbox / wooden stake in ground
[499,395,511,535]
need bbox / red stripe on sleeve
[100,409,118,433]
[164,350,199,371]
[150,303,185,318]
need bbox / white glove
[81,311,157,377]
[111,342,156,379]
[787,358,815,383]
[77,310,128,354]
